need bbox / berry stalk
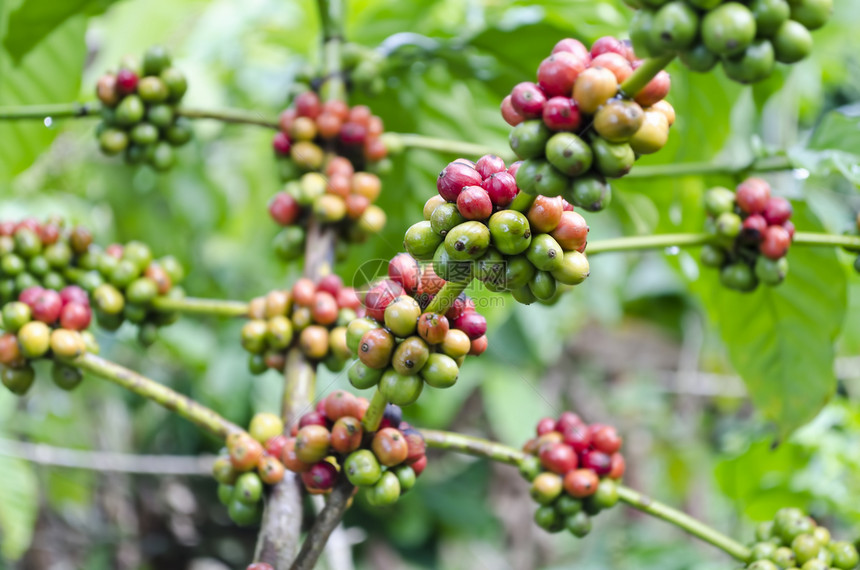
[389,133,514,160]
[422,429,751,561]
[317,0,347,103]
[619,53,676,99]
[424,280,470,315]
[150,296,249,318]
[67,352,243,439]
[359,386,388,432]
[288,475,354,570]
[0,101,280,129]
[585,232,860,256]
[626,155,794,179]
[419,429,528,465]
[615,486,751,562]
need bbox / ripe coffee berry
[702,179,794,291]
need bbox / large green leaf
[0,457,38,560]
[0,12,87,181]
[697,206,846,436]
[3,0,113,61]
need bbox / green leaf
[697,206,846,436]
[0,457,38,560]
[3,0,112,61]
[0,12,87,181]
[808,108,860,154]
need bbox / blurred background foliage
[1,0,860,568]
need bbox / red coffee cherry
[742,214,768,241]
[591,36,627,57]
[331,416,363,454]
[552,38,589,60]
[60,302,92,331]
[336,287,361,310]
[268,192,300,226]
[265,435,288,458]
[388,253,421,294]
[445,295,475,321]
[761,225,791,259]
[542,96,582,131]
[229,433,265,472]
[30,289,63,324]
[292,278,316,307]
[371,427,409,467]
[538,52,588,98]
[301,461,338,491]
[736,178,771,214]
[539,441,578,474]
[634,70,671,107]
[257,455,286,485]
[400,426,426,464]
[272,132,292,155]
[411,454,428,477]
[591,53,632,83]
[482,172,519,208]
[457,186,493,220]
[19,286,44,307]
[469,335,488,356]
[608,452,626,479]
[280,438,312,473]
[453,311,487,340]
[581,450,612,476]
[591,425,622,454]
[417,312,449,345]
[323,390,359,421]
[294,425,332,464]
[115,69,139,94]
[563,468,600,498]
[437,162,483,202]
[510,82,547,118]
[294,91,321,119]
[317,274,343,298]
[562,424,591,453]
[555,411,584,433]
[536,417,557,436]
[501,95,525,127]
[247,563,275,570]
[528,195,565,233]
[551,211,589,252]
[299,411,328,429]
[475,155,507,179]
[364,280,403,322]
[311,291,339,325]
[762,196,792,226]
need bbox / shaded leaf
[0,13,87,180]
[697,206,846,436]
[3,0,113,61]
[0,457,38,560]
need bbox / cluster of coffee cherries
[344,254,488,405]
[78,241,185,344]
[700,177,793,292]
[272,91,388,176]
[745,507,858,569]
[284,393,426,506]
[519,412,625,538]
[405,156,590,304]
[0,285,97,395]
[213,413,290,526]
[268,157,386,262]
[95,46,192,170]
[0,218,85,302]
[628,0,831,84]
[502,37,674,212]
[240,275,361,374]
[0,219,184,344]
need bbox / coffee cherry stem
[422,428,751,562]
[317,0,347,103]
[615,486,751,562]
[586,232,860,256]
[290,473,354,570]
[424,280,470,315]
[389,133,515,160]
[619,53,676,100]
[64,352,244,439]
[360,387,389,432]
[150,296,250,318]
[626,155,794,180]
[0,101,281,129]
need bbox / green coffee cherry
[545,132,592,177]
[378,369,423,406]
[488,210,532,255]
[509,120,551,160]
[420,353,459,388]
[344,449,383,487]
[526,234,564,272]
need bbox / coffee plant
[1,0,859,568]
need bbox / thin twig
[290,476,355,570]
[0,438,214,475]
